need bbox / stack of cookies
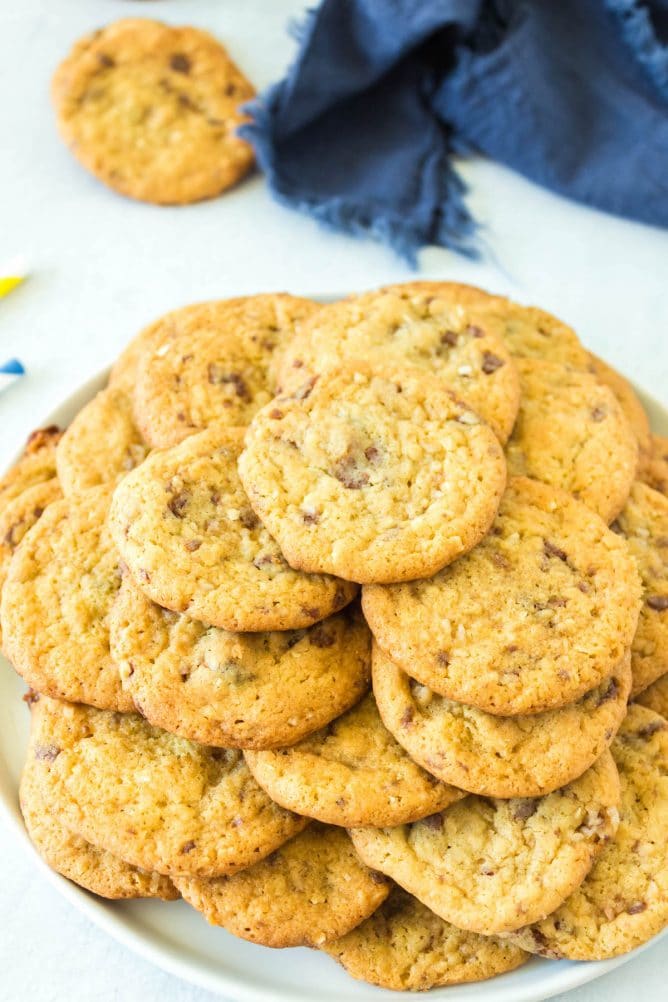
[2,282,668,993]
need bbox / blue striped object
[0,358,25,394]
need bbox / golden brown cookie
[133,295,320,448]
[52,18,255,204]
[276,286,520,442]
[611,482,668,695]
[27,696,308,878]
[244,693,464,826]
[0,426,61,515]
[635,673,668,718]
[56,386,148,496]
[506,359,638,522]
[323,887,529,991]
[363,477,642,715]
[639,433,668,497]
[351,750,620,936]
[1,486,131,711]
[110,575,371,748]
[175,824,390,947]
[372,643,632,798]
[507,705,668,959]
[109,427,356,630]
[587,353,651,462]
[239,365,507,584]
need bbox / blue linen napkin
[242,0,668,261]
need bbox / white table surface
[1,1,667,999]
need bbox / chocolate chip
[170,53,191,74]
[239,509,259,530]
[466,324,485,338]
[22,689,40,706]
[168,492,189,518]
[309,624,336,648]
[180,840,196,854]
[597,678,619,706]
[626,901,647,914]
[421,813,443,831]
[335,797,347,807]
[591,406,607,422]
[301,606,321,620]
[513,799,538,821]
[364,445,381,463]
[225,83,238,97]
[269,409,283,419]
[184,539,202,552]
[333,452,370,490]
[435,650,450,666]
[97,53,115,68]
[400,707,414,727]
[35,744,60,762]
[636,720,667,739]
[647,595,668,611]
[490,550,510,569]
[292,359,304,369]
[302,509,319,524]
[481,351,504,374]
[543,539,568,562]
[440,330,458,346]
[207,366,250,400]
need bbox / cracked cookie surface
[363,477,642,715]
[175,824,390,947]
[350,750,620,936]
[244,693,464,827]
[372,643,632,798]
[239,365,507,584]
[109,427,356,631]
[110,575,370,748]
[507,705,668,959]
[27,696,307,878]
[52,18,255,204]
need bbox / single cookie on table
[372,643,632,798]
[133,295,320,448]
[639,433,668,497]
[244,693,464,827]
[110,575,371,749]
[587,352,651,462]
[323,887,529,991]
[276,286,520,443]
[239,365,507,585]
[109,427,356,631]
[610,482,668,696]
[20,708,178,901]
[175,824,390,948]
[52,18,255,205]
[506,358,638,523]
[1,486,131,712]
[0,426,61,515]
[635,673,668,718]
[56,386,148,496]
[27,695,308,879]
[363,477,642,716]
[351,750,620,936]
[507,705,668,960]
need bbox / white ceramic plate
[1,368,667,1002]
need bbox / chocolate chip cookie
[587,353,651,463]
[639,433,668,497]
[0,425,61,516]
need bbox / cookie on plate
[244,693,464,827]
[611,483,668,695]
[1,486,131,712]
[109,427,356,631]
[372,643,632,798]
[635,673,668,718]
[508,705,668,959]
[27,695,308,878]
[52,18,255,204]
[506,359,638,522]
[20,712,178,900]
[56,386,148,496]
[276,286,520,443]
[175,824,390,947]
[351,750,620,936]
[239,365,507,584]
[363,477,642,715]
[587,353,651,462]
[0,426,61,515]
[110,575,371,749]
[323,887,529,991]
[133,295,320,448]
[640,433,668,498]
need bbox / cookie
[109,427,356,631]
[244,693,464,827]
[20,716,177,900]
[0,425,61,514]
[27,695,308,878]
[1,486,131,712]
[640,433,668,497]
[175,824,390,947]
[133,295,320,448]
[587,353,651,462]
[239,365,507,585]
[611,482,668,695]
[373,643,632,798]
[506,358,638,522]
[56,386,148,496]
[635,672,668,718]
[276,287,520,443]
[508,705,668,959]
[363,477,642,715]
[110,575,371,748]
[350,750,620,936]
[52,18,255,204]
[379,281,590,367]
[323,887,529,991]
